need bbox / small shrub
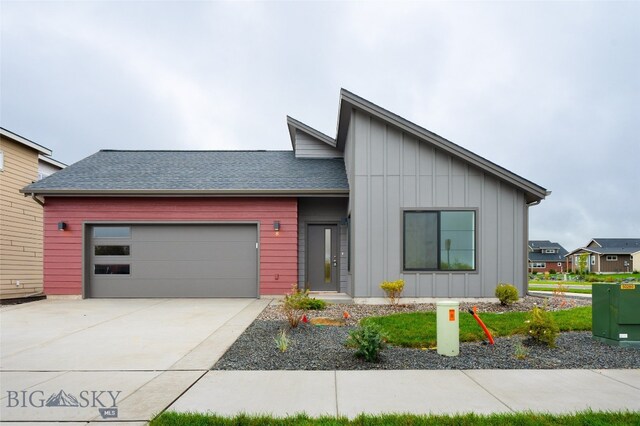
[549,268,557,275]
[346,324,387,362]
[299,297,327,310]
[282,284,309,328]
[273,329,289,353]
[514,341,528,360]
[495,283,519,306]
[380,279,405,305]
[550,282,575,309]
[281,285,327,326]
[531,271,538,275]
[527,305,559,347]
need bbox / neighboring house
[21,90,548,299]
[38,154,67,181]
[0,127,65,300]
[528,240,571,273]
[566,238,640,274]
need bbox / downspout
[27,193,45,207]
[524,191,550,294]
[524,200,540,292]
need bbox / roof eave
[1,127,52,156]
[38,154,67,169]
[336,89,548,203]
[20,188,350,197]
[564,247,601,257]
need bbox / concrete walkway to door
[0,298,269,424]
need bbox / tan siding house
[0,128,64,300]
[566,238,640,274]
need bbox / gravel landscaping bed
[214,297,640,371]
[257,295,591,325]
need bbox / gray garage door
[86,224,258,298]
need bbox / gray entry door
[87,224,258,298]
[307,224,339,291]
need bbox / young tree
[577,253,589,275]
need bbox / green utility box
[592,283,640,347]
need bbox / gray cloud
[2,1,638,251]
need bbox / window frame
[93,226,131,239]
[93,264,131,275]
[402,209,477,273]
[606,255,618,261]
[94,245,131,257]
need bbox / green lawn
[587,273,640,280]
[528,286,592,294]
[362,307,592,348]
[530,273,640,285]
[151,411,640,426]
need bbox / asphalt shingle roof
[529,240,564,250]
[529,252,567,262]
[528,240,569,261]
[593,247,640,255]
[23,150,349,193]
[592,238,640,249]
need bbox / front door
[307,224,339,291]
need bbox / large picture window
[403,210,476,271]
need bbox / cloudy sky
[1,1,638,251]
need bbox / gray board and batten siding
[293,129,344,159]
[344,108,529,298]
[287,115,344,159]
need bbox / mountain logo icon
[45,390,80,407]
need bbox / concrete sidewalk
[528,290,592,299]
[170,369,640,418]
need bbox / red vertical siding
[43,197,297,296]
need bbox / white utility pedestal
[436,300,460,356]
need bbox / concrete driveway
[0,298,268,423]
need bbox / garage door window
[94,264,130,275]
[93,227,131,238]
[95,245,130,256]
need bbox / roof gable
[287,116,342,159]
[335,89,548,203]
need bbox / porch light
[273,221,280,232]
[58,221,67,231]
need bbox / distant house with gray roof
[21,89,548,300]
[528,240,571,273]
[566,238,640,274]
